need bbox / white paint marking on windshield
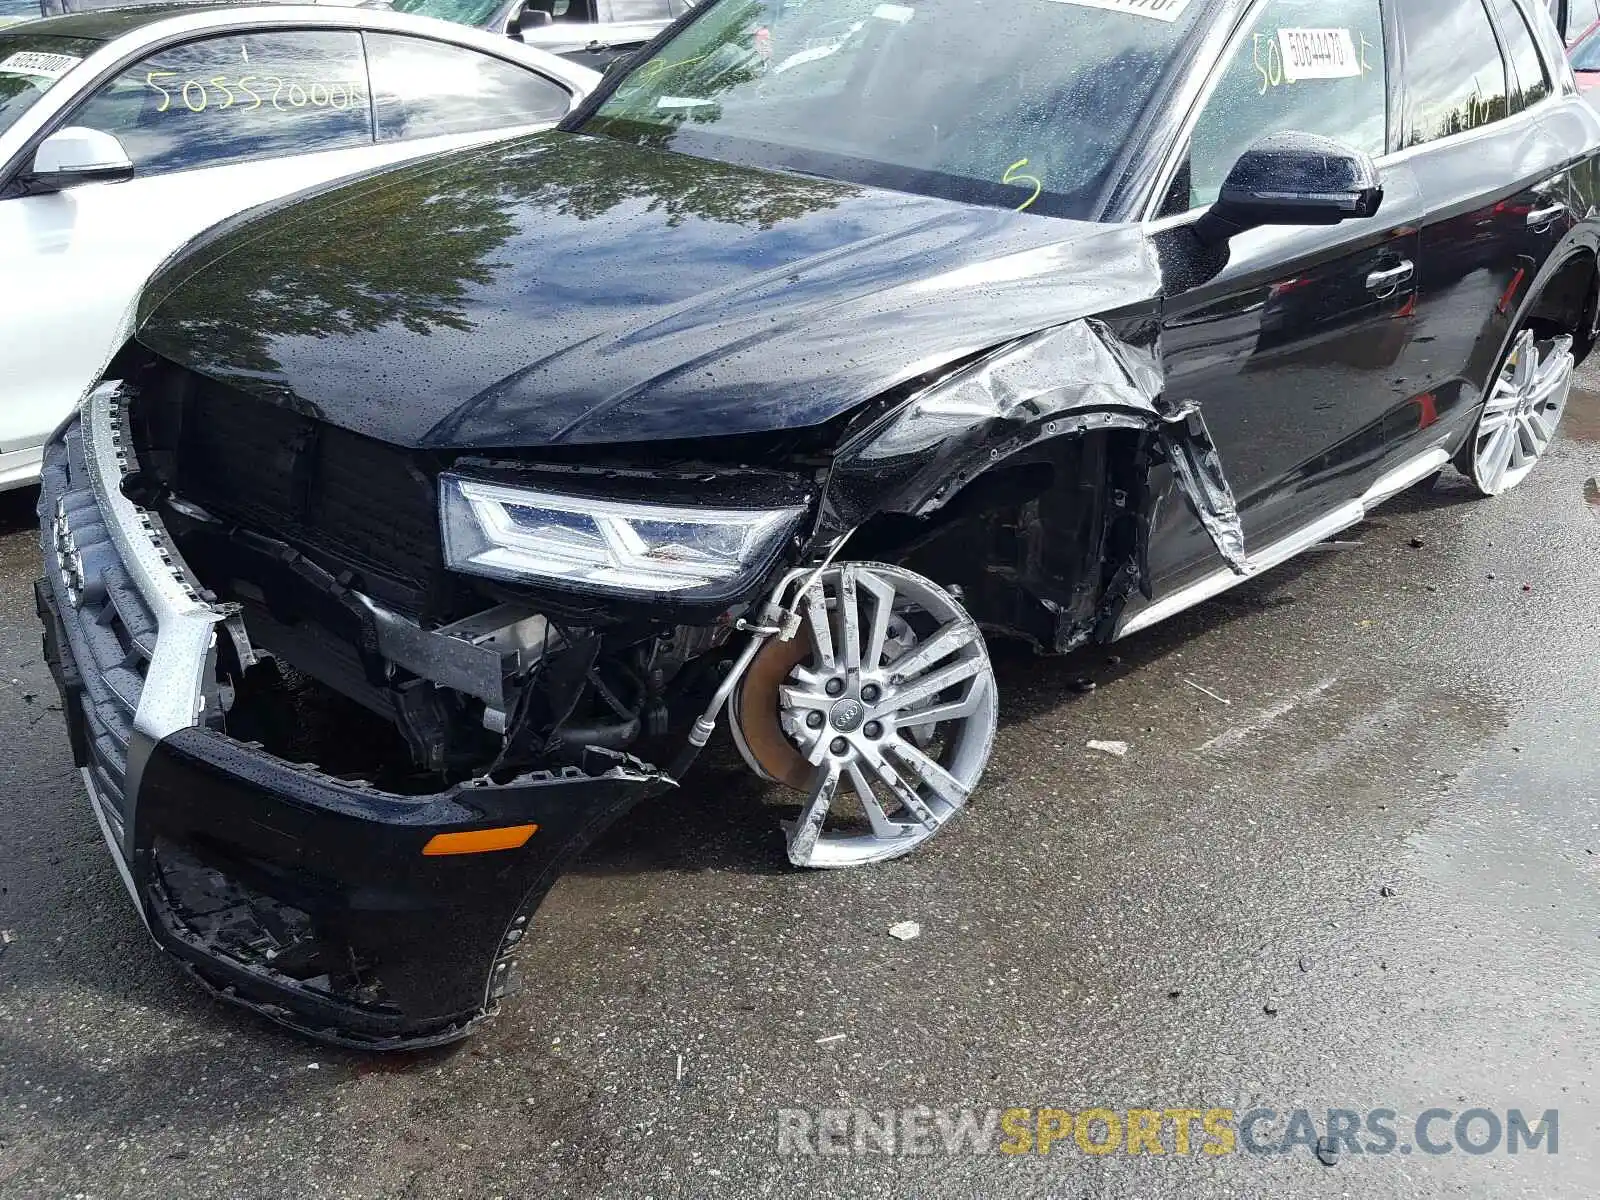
[0,51,83,81]
[1277,28,1361,82]
[1040,0,1194,22]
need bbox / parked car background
[1572,18,1600,91]
[0,3,596,491]
[1551,0,1600,42]
[2,0,373,28]
[391,0,685,68]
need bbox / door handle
[1365,260,1414,297]
[1527,202,1567,228]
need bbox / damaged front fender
[820,318,1246,650]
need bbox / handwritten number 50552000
[144,70,361,113]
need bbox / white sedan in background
[0,3,597,490]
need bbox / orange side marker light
[422,824,539,856]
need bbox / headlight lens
[440,474,806,600]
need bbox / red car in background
[1574,13,1600,93]
[1552,0,1600,41]
[1548,0,1600,93]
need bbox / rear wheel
[729,562,997,868]
[1460,327,1575,496]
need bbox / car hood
[135,131,1160,450]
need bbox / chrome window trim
[1140,0,1559,227]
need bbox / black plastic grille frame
[170,377,444,613]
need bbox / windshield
[583,0,1204,219]
[0,0,39,21]
[391,0,506,27]
[0,32,96,136]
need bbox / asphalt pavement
[1,370,1598,1199]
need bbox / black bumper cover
[37,576,666,1050]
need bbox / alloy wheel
[1470,329,1575,496]
[730,562,997,868]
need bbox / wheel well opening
[1527,251,1599,362]
[845,429,1152,652]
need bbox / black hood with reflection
[135,131,1161,450]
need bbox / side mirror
[512,3,553,36]
[27,127,134,193]
[1195,132,1382,246]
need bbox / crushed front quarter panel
[817,314,1248,650]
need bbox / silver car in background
[392,0,689,68]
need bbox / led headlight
[440,474,807,601]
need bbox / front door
[1150,0,1427,588]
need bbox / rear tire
[1456,325,1575,497]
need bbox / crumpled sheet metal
[846,318,1247,574]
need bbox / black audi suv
[34,0,1600,1045]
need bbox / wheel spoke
[881,619,971,685]
[1530,364,1573,409]
[786,760,841,866]
[837,567,862,672]
[887,737,971,809]
[1525,408,1555,448]
[857,570,898,672]
[1510,422,1531,470]
[778,683,833,713]
[877,653,984,717]
[1485,379,1520,413]
[895,677,990,728]
[797,722,833,765]
[846,761,909,840]
[858,741,940,829]
[1480,423,1516,489]
[1511,331,1537,391]
[1478,408,1515,434]
[803,582,836,671]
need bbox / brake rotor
[729,632,814,790]
[730,594,925,791]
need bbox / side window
[365,33,571,141]
[1397,0,1510,146]
[526,0,598,22]
[1495,0,1553,109]
[607,0,673,19]
[1175,0,1387,212]
[69,31,370,177]
[1578,0,1600,33]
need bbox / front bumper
[36,385,666,1048]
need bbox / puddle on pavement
[1564,386,1600,515]
[1565,381,1600,443]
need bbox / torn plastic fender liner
[821,316,1247,575]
